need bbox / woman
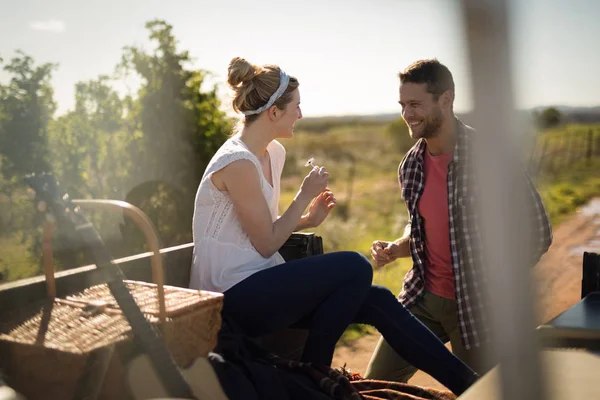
[189,57,478,395]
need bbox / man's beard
[410,107,444,139]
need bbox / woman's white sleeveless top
[189,134,286,293]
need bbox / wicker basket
[68,280,224,367]
[0,200,223,400]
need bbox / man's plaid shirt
[397,119,553,349]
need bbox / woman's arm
[295,215,312,231]
[218,159,327,258]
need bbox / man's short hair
[399,59,455,98]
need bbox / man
[365,59,552,381]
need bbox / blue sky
[0,0,598,117]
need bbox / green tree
[47,76,145,262]
[0,52,57,280]
[117,20,232,250]
[537,107,562,130]
[49,75,127,199]
[0,51,57,180]
[1,20,235,279]
[119,20,231,188]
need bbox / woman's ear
[268,105,279,121]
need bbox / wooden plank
[0,232,317,314]
[0,244,193,314]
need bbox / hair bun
[227,57,257,87]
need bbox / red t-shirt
[417,148,455,299]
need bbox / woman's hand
[299,166,329,200]
[303,189,336,228]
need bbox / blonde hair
[227,57,299,123]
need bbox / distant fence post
[566,131,576,167]
[586,129,593,165]
[527,133,538,173]
[551,135,566,173]
[535,136,549,178]
[579,130,585,162]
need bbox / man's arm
[392,222,412,258]
[372,161,414,266]
[371,211,412,267]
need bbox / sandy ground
[332,198,600,390]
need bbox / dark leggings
[222,251,477,395]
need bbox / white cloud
[29,19,65,32]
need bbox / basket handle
[43,199,167,323]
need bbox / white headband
[242,70,290,116]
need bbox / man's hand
[371,240,401,268]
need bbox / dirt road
[332,198,600,390]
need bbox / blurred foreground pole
[459,1,547,399]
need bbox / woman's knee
[367,284,397,304]
[337,251,373,283]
